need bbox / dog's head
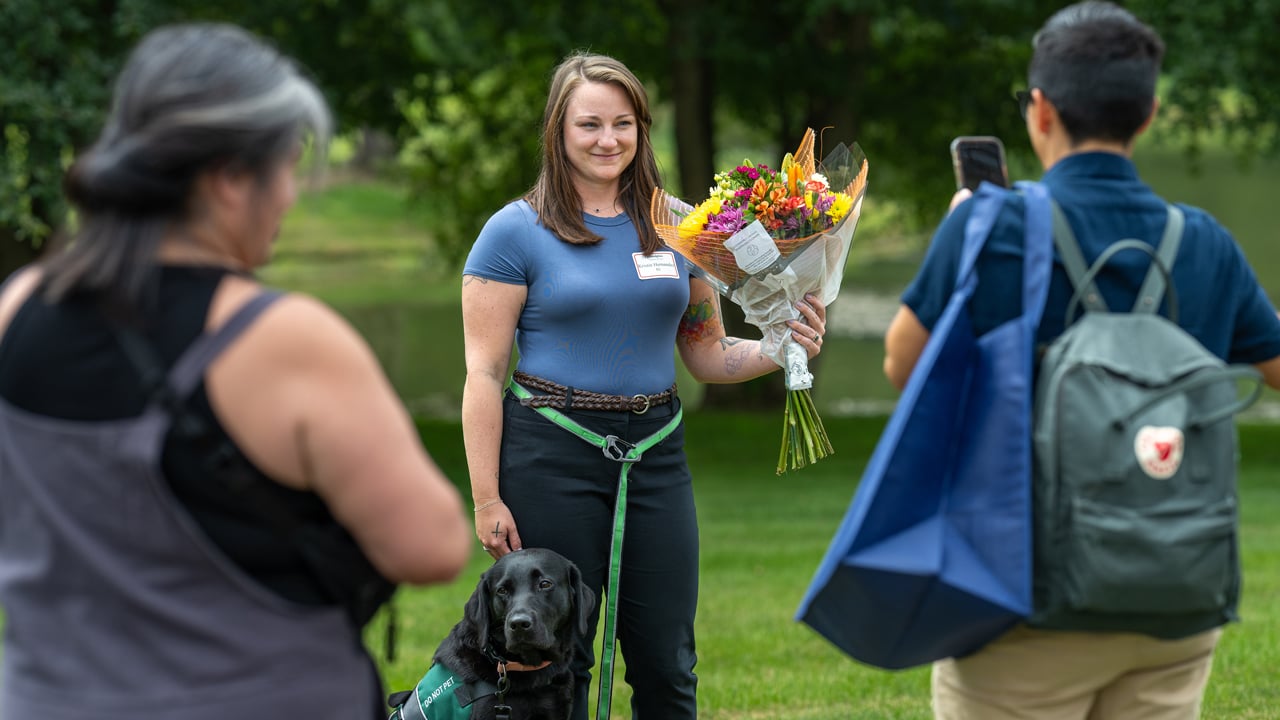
[464,548,595,665]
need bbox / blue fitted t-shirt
[902,152,1280,364]
[463,200,690,396]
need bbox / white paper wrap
[725,194,864,387]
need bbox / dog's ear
[465,566,493,643]
[568,562,596,637]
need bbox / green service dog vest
[389,663,496,720]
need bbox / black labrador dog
[389,548,595,720]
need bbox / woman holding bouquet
[461,51,827,719]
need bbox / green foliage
[394,0,662,265]
[0,0,164,251]
[0,0,427,272]
[4,0,1278,275]
[1130,0,1280,159]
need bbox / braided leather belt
[512,371,677,414]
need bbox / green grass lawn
[376,416,1280,719]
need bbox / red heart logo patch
[1134,426,1185,480]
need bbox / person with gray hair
[0,23,472,720]
[885,2,1280,718]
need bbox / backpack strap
[956,182,1053,329]
[1050,202,1108,314]
[1133,205,1185,314]
[1051,202,1184,321]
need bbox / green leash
[508,380,683,720]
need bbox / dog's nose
[507,612,534,631]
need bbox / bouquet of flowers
[651,128,869,474]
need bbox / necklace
[588,198,620,215]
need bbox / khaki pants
[932,625,1222,720]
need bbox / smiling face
[562,80,637,198]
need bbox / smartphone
[950,136,1009,191]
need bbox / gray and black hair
[43,22,331,305]
[1028,1,1164,145]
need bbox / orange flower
[787,163,805,196]
[752,182,787,225]
[780,195,806,215]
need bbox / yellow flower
[827,192,854,225]
[678,197,723,239]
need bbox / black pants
[499,394,699,720]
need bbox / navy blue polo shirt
[902,152,1280,364]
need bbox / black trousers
[499,393,699,720]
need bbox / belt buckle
[631,393,650,414]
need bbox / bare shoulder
[211,277,376,370]
[0,266,44,338]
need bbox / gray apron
[0,292,377,719]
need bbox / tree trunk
[806,11,871,150]
[661,2,781,410]
[663,6,714,200]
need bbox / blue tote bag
[796,182,1052,670]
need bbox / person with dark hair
[0,23,472,720]
[459,51,828,719]
[884,2,1280,718]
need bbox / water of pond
[343,289,1280,422]
[339,290,906,420]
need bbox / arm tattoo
[724,344,752,375]
[462,275,490,287]
[678,298,718,344]
[719,337,744,350]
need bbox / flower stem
[776,388,834,474]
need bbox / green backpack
[1030,201,1263,639]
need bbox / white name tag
[633,251,680,280]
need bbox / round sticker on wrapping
[1133,425,1185,480]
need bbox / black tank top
[0,266,337,604]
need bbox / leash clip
[493,662,512,719]
[602,435,640,463]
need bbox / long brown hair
[525,51,664,254]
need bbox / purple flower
[706,205,747,234]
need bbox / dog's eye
[495,586,510,597]
[538,579,554,590]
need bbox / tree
[0,0,169,273]
[0,0,424,277]
[4,0,1277,280]
[1129,0,1280,160]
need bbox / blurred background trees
[5,0,1276,271]
[2,0,1276,404]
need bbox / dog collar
[499,659,553,673]
[483,643,553,673]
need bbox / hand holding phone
[950,136,1009,191]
